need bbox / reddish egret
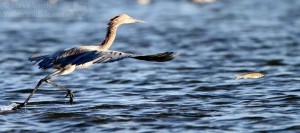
[13,14,179,110]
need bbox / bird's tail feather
[132,52,180,62]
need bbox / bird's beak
[134,19,146,23]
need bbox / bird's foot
[12,103,25,110]
[65,91,74,105]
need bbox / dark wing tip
[159,51,180,61]
[133,51,180,62]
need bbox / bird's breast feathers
[75,61,94,69]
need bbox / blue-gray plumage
[30,48,178,70]
[13,14,179,110]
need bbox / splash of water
[0,103,19,111]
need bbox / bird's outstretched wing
[70,50,179,66]
[30,48,179,69]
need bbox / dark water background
[1,0,300,132]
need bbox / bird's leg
[13,70,62,110]
[12,77,49,110]
[45,80,74,105]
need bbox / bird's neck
[99,22,120,50]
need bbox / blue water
[0,0,300,132]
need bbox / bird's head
[110,14,146,25]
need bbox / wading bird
[13,14,179,110]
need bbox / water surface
[0,0,300,132]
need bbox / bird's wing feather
[29,47,93,69]
[69,50,134,66]
[63,50,99,67]
[95,51,133,63]
[58,49,98,67]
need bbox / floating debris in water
[137,0,151,5]
[192,0,216,4]
[0,103,19,111]
[235,72,264,80]
[48,0,59,4]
